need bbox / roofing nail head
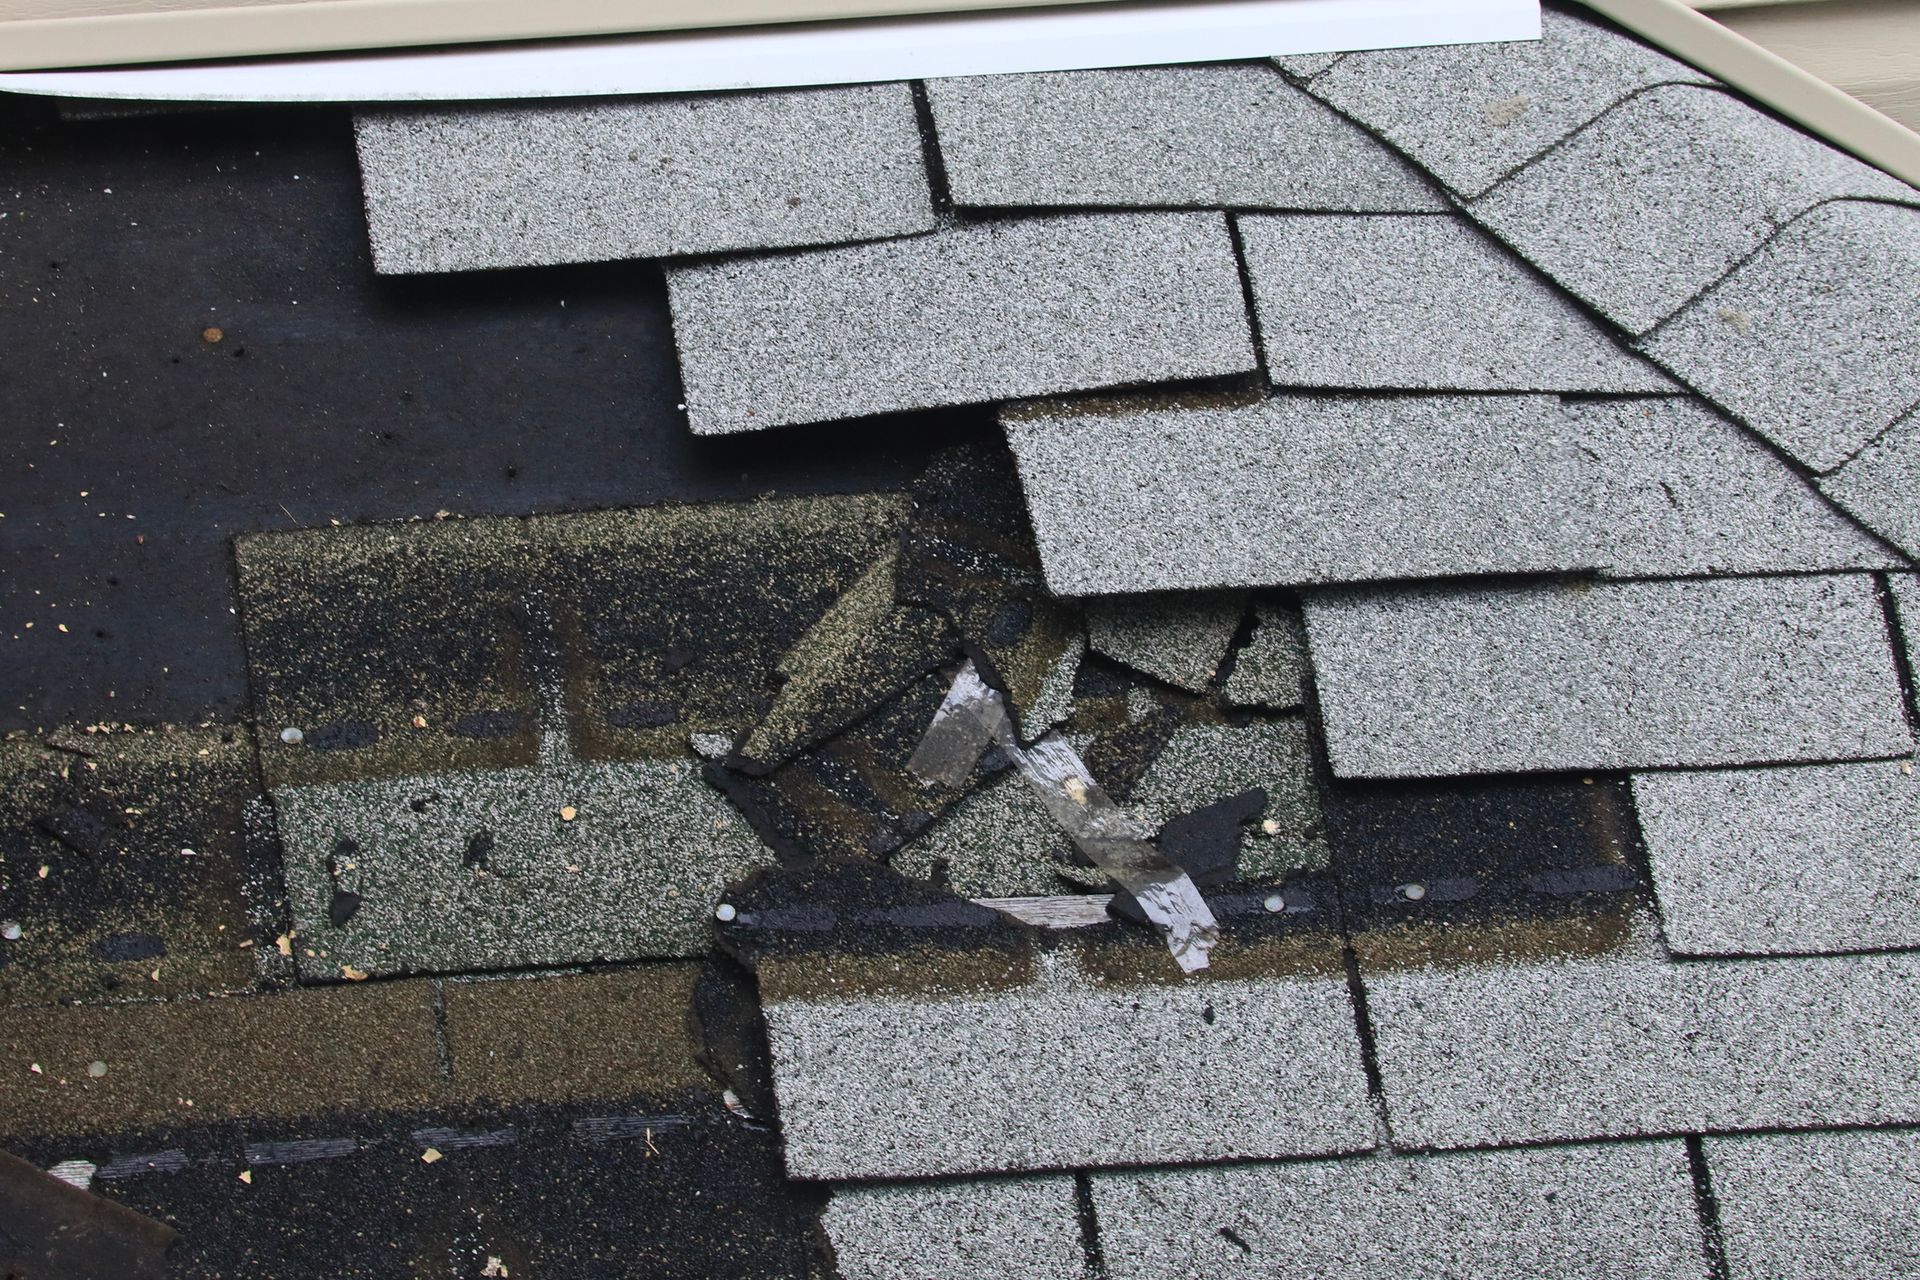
[714,903,737,923]
[279,727,304,745]
[1401,883,1428,902]
[86,1060,107,1078]
[0,922,20,941]
[1262,894,1285,914]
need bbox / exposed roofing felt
[1706,1129,1920,1280]
[1641,198,1920,472]
[1004,394,1892,595]
[353,84,934,273]
[1823,410,1920,556]
[665,212,1255,432]
[923,65,1445,212]
[1470,85,1917,334]
[1304,574,1911,778]
[1237,212,1673,393]
[1633,757,1920,956]
[1296,7,1710,198]
[1091,1141,1709,1280]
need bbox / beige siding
[1689,0,1920,132]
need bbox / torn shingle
[1004,394,1888,596]
[1707,1129,1920,1280]
[1363,916,1920,1148]
[823,1177,1086,1280]
[353,85,934,274]
[665,212,1256,433]
[1821,410,1920,558]
[1093,1141,1708,1280]
[1305,575,1911,778]
[760,941,1373,1178]
[924,66,1444,213]
[1473,87,1918,335]
[1223,602,1308,711]
[1300,8,1711,199]
[1641,201,1920,472]
[1634,758,1920,955]
[1085,592,1245,693]
[274,758,774,977]
[1127,720,1327,882]
[1237,213,1672,393]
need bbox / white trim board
[0,0,1539,104]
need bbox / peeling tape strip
[911,664,1220,971]
[973,894,1116,928]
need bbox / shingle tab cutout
[1893,575,1920,677]
[1822,411,1920,557]
[1304,574,1910,778]
[1003,394,1892,596]
[925,66,1444,212]
[1238,213,1672,392]
[1301,7,1710,198]
[823,1178,1087,1280]
[354,85,933,274]
[1646,201,1920,473]
[1363,922,1920,1148]
[761,947,1373,1178]
[666,212,1255,433]
[1708,1130,1920,1280]
[1473,87,1918,335]
[1634,759,1920,955]
[1093,1141,1709,1280]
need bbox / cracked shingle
[1304,574,1910,778]
[1363,917,1920,1148]
[759,943,1373,1178]
[1472,87,1918,335]
[354,85,934,274]
[1708,1129,1920,1280]
[1093,1141,1709,1280]
[1003,394,1891,596]
[925,66,1444,212]
[666,212,1255,433]
[1223,602,1308,711]
[1300,7,1710,198]
[1237,213,1672,392]
[1085,592,1245,693]
[1642,201,1920,472]
[1821,410,1920,557]
[1634,757,1920,955]
[823,1177,1086,1280]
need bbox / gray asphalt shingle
[1085,592,1245,693]
[1003,394,1892,596]
[1237,213,1673,392]
[1223,602,1309,711]
[925,66,1444,212]
[1821,411,1920,557]
[1363,918,1920,1148]
[1642,200,1920,472]
[761,944,1373,1179]
[1305,574,1910,778]
[1894,575,1920,676]
[666,213,1255,433]
[1707,1129,1920,1280]
[823,1177,1086,1280]
[1300,7,1710,198]
[1093,1141,1709,1280]
[1634,757,1920,956]
[1472,87,1917,335]
[354,85,933,274]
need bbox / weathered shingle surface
[1363,919,1920,1148]
[1084,592,1245,693]
[667,213,1255,432]
[354,85,934,273]
[1643,200,1920,472]
[1300,7,1710,198]
[1707,1129,1920,1280]
[1093,1141,1710,1280]
[761,946,1373,1179]
[1305,574,1911,778]
[823,1177,1087,1280]
[1005,394,1891,595]
[925,65,1444,212]
[1237,213,1672,392]
[1822,410,1920,556]
[1471,87,1917,334]
[1634,758,1920,955]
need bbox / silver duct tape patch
[45,1159,97,1190]
[973,894,1117,928]
[911,663,1220,971]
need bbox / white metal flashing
[0,0,1539,103]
